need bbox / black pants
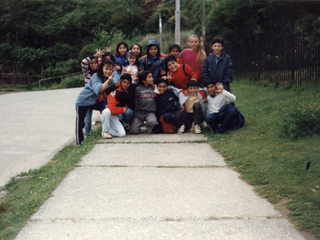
[75,101,105,145]
[175,102,204,131]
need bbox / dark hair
[186,80,200,88]
[97,59,114,80]
[120,73,132,83]
[156,77,168,86]
[114,41,129,57]
[147,44,160,58]
[138,70,152,86]
[163,55,177,67]
[211,37,224,47]
[129,43,142,58]
[102,52,116,64]
[169,44,181,53]
[205,78,218,87]
[127,51,139,68]
[115,90,129,105]
[88,57,99,75]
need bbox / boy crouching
[205,78,244,133]
[175,80,207,134]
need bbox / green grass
[203,79,320,236]
[0,127,102,240]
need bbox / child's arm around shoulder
[167,85,182,97]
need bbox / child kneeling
[152,78,183,133]
[100,90,130,139]
[175,80,207,134]
[130,71,157,134]
[205,78,244,133]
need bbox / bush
[282,109,320,140]
[60,75,84,88]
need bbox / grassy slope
[203,79,320,236]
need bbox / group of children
[76,35,245,145]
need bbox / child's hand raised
[115,66,121,71]
[160,67,166,76]
[106,46,111,52]
[191,78,197,81]
[121,68,126,76]
[139,66,145,72]
[215,82,224,93]
[107,72,115,83]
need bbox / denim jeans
[117,108,133,125]
[205,104,237,133]
[100,108,126,137]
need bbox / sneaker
[195,124,201,134]
[101,131,112,139]
[201,121,207,128]
[188,122,195,133]
[177,124,185,134]
[140,125,147,133]
[146,126,153,133]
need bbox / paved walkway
[0,88,100,187]
[15,134,305,239]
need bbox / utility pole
[159,12,163,53]
[175,0,180,45]
[202,0,207,53]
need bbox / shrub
[282,108,320,140]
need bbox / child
[130,71,157,134]
[105,73,135,131]
[152,78,183,134]
[123,51,139,83]
[75,59,115,145]
[175,80,207,134]
[202,37,234,92]
[100,90,130,139]
[204,78,244,133]
[162,44,183,64]
[179,35,206,85]
[81,50,102,136]
[139,40,166,84]
[163,55,197,90]
[113,41,129,82]
[129,43,143,59]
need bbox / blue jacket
[113,53,128,67]
[75,73,111,107]
[155,88,180,118]
[218,104,245,130]
[139,56,166,83]
[201,52,234,92]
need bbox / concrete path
[15,133,305,240]
[0,88,100,187]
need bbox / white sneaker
[177,124,185,134]
[201,121,207,128]
[188,122,195,133]
[140,125,147,133]
[101,131,112,139]
[195,124,201,134]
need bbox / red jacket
[169,64,198,90]
[107,90,126,116]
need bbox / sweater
[206,90,236,114]
[81,55,95,85]
[179,49,206,81]
[169,64,198,89]
[75,73,107,107]
[135,85,157,115]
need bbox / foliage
[281,100,320,140]
[205,0,320,46]
[204,79,320,236]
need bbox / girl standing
[139,40,166,84]
[113,41,129,82]
[179,35,206,85]
[75,59,114,145]
[123,51,139,83]
[129,43,142,59]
